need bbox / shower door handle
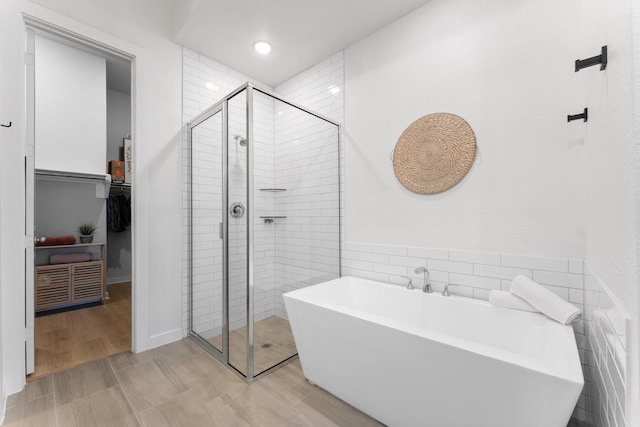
[219,222,223,239]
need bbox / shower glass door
[189,105,225,355]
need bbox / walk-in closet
[29,31,133,379]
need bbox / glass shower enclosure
[187,83,341,381]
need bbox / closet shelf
[36,169,110,183]
[259,188,287,192]
[35,242,105,250]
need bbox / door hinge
[25,327,34,342]
[25,52,34,66]
[25,144,34,157]
[24,235,34,249]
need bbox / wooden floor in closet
[29,281,131,380]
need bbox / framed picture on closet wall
[124,137,132,184]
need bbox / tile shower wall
[342,241,597,423]
[272,101,341,318]
[182,48,275,337]
[182,49,344,336]
[274,52,344,318]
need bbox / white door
[24,28,36,375]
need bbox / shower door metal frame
[246,85,255,379]
[187,100,229,366]
[188,82,342,383]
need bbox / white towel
[489,290,540,313]
[510,275,581,325]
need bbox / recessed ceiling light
[254,41,272,55]
[328,85,341,95]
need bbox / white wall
[106,89,130,161]
[0,4,9,414]
[0,0,183,397]
[35,34,106,175]
[0,0,29,401]
[106,89,132,283]
[345,0,586,259]
[35,180,107,246]
[581,0,639,424]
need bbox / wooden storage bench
[34,242,106,312]
[35,260,104,311]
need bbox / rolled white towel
[510,275,581,325]
[489,290,540,313]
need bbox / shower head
[233,135,247,147]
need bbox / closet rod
[36,168,110,182]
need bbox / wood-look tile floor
[30,282,132,380]
[3,338,384,427]
[207,316,297,375]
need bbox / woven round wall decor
[392,113,476,194]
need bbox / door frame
[24,27,35,375]
[23,16,136,374]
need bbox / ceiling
[173,0,433,87]
[34,0,433,93]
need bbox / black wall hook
[1,122,11,128]
[575,46,607,72]
[567,108,588,123]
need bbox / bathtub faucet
[401,275,414,290]
[414,266,431,293]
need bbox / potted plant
[78,223,97,243]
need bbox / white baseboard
[135,328,183,353]
[106,276,132,285]
[0,392,6,426]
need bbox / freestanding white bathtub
[283,276,583,427]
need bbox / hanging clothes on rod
[107,193,131,232]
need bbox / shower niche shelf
[259,188,287,192]
[260,216,287,224]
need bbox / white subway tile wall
[273,52,344,318]
[342,241,629,425]
[583,264,630,427]
[183,49,344,338]
[275,52,344,124]
[182,48,275,338]
[189,114,224,340]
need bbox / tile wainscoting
[583,265,630,427]
[342,241,630,426]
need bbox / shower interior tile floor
[207,315,297,375]
[2,338,384,427]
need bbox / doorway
[25,24,135,379]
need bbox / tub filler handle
[442,283,458,297]
[401,276,414,290]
